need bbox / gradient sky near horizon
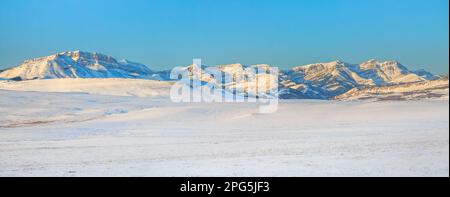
[0,0,448,74]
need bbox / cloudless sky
[0,0,448,74]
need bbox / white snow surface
[0,78,173,97]
[0,87,448,176]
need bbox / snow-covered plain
[0,83,448,176]
[0,78,173,97]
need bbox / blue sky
[0,0,448,74]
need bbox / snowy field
[0,84,448,176]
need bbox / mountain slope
[335,78,449,101]
[281,61,375,99]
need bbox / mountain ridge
[0,50,445,100]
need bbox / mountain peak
[360,59,406,70]
[362,59,402,65]
[22,50,116,64]
[217,63,245,73]
[56,50,118,64]
[218,63,243,68]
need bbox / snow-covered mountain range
[0,51,446,100]
[279,59,439,99]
